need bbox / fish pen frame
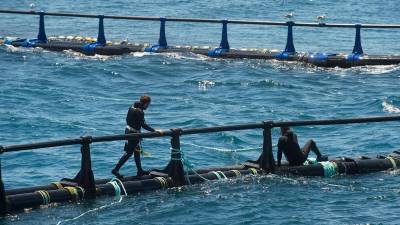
[0,115,400,214]
[1,9,400,67]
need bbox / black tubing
[1,9,400,28]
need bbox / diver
[112,95,159,178]
[277,127,327,167]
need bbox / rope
[319,161,339,177]
[181,142,262,153]
[216,171,227,179]
[211,171,222,180]
[387,157,398,170]
[248,168,258,175]
[170,147,210,185]
[64,187,80,201]
[154,177,168,188]
[51,182,63,189]
[56,179,127,225]
[230,170,241,177]
[36,190,51,205]
[110,177,128,196]
[303,157,318,165]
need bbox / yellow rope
[36,190,51,205]
[51,182,63,190]
[387,157,398,170]
[248,168,258,175]
[154,177,167,188]
[64,187,79,201]
[230,170,241,177]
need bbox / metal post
[352,24,363,55]
[0,157,6,215]
[74,136,96,199]
[219,20,230,50]
[284,21,295,53]
[158,17,167,47]
[257,121,275,172]
[97,15,106,45]
[37,11,47,43]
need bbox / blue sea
[1,0,400,224]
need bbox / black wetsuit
[277,131,307,166]
[124,103,155,153]
[112,102,155,177]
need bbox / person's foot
[111,169,124,180]
[317,155,328,162]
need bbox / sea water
[0,0,400,224]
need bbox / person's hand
[155,129,164,135]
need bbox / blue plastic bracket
[207,20,230,57]
[275,21,296,60]
[144,17,168,52]
[284,21,295,53]
[37,11,47,43]
[97,15,106,45]
[352,24,363,55]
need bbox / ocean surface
[1,0,400,224]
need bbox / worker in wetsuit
[112,95,158,178]
[277,127,327,166]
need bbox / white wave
[198,80,215,91]
[382,101,400,113]
[351,64,400,75]
[62,49,116,61]
[130,51,152,57]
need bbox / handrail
[1,115,400,153]
[1,9,400,29]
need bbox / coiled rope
[36,190,51,205]
[57,178,128,225]
[319,161,339,177]
[387,157,398,170]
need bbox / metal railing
[1,9,400,55]
[0,115,399,213]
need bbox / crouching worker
[277,127,327,167]
[112,95,160,178]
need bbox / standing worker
[112,95,160,178]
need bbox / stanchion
[162,129,185,186]
[66,136,96,199]
[257,121,275,172]
[37,11,47,43]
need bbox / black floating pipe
[0,159,6,215]
[257,121,275,172]
[37,11,47,43]
[5,165,245,196]
[97,15,106,45]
